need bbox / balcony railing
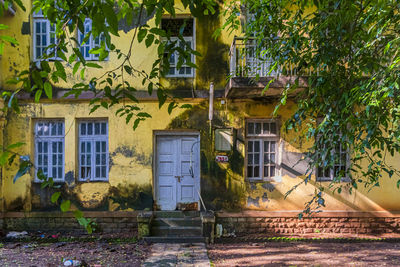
[229,37,314,78]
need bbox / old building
[0,0,399,240]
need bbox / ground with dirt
[208,241,400,266]
[0,240,149,266]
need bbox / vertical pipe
[209,82,214,135]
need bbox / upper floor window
[78,121,109,181]
[34,121,65,182]
[162,18,195,77]
[78,19,106,61]
[316,141,349,182]
[246,119,280,181]
[33,10,57,60]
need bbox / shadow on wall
[168,102,246,211]
[109,183,153,211]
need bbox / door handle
[175,176,181,182]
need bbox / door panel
[156,135,200,210]
[176,137,199,207]
[156,137,177,210]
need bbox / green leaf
[138,28,147,43]
[44,82,52,99]
[126,113,133,124]
[168,102,176,114]
[137,112,152,118]
[102,3,119,34]
[7,142,25,150]
[13,157,31,183]
[0,151,9,165]
[74,210,83,219]
[397,180,400,189]
[145,34,155,48]
[180,104,192,109]
[73,62,81,75]
[54,61,67,82]
[34,90,42,102]
[51,192,61,203]
[86,62,102,69]
[60,200,71,212]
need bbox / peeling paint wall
[0,1,399,214]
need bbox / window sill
[247,176,282,183]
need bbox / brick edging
[216,210,400,218]
[0,211,139,218]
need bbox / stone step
[153,211,200,218]
[151,226,202,237]
[152,217,202,227]
[143,236,206,243]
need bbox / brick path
[141,243,210,267]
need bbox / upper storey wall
[0,0,238,93]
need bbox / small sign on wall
[215,155,229,163]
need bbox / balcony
[225,37,309,98]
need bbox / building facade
[0,1,399,236]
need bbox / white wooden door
[156,135,200,211]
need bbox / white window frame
[78,121,109,181]
[162,18,195,78]
[316,137,350,182]
[33,10,58,61]
[34,121,65,182]
[78,18,107,61]
[245,119,281,182]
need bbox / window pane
[101,141,106,152]
[101,166,106,178]
[254,153,260,164]
[101,154,106,165]
[96,167,100,177]
[101,123,106,134]
[248,141,253,152]
[58,123,63,135]
[58,142,62,152]
[96,141,100,152]
[58,167,62,178]
[254,166,259,177]
[38,142,42,153]
[248,154,253,164]
[88,123,93,135]
[51,123,57,136]
[255,123,261,134]
[81,123,86,135]
[96,154,100,165]
[270,166,275,177]
[264,141,269,152]
[263,123,269,134]
[248,123,254,134]
[270,123,277,134]
[270,141,275,151]
[52,142,57,153]
[81,142,85,153]
[247,166,253,177]
[254,141,260,152]
[95,123,100,135]
[264,166,269,177]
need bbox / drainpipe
[208,82,214,136]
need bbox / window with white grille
[246,120,280,181]
[162,18,195,77]
[78,19,106,61]
[78,121,108,181]
[33,11,58,60]
[316,141,349,181]
[35,121,64,182]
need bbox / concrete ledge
[216,211,400,218]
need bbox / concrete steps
[147,211,204,243]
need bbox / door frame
[153,130,201,210]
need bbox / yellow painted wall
[0,1,399,213]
